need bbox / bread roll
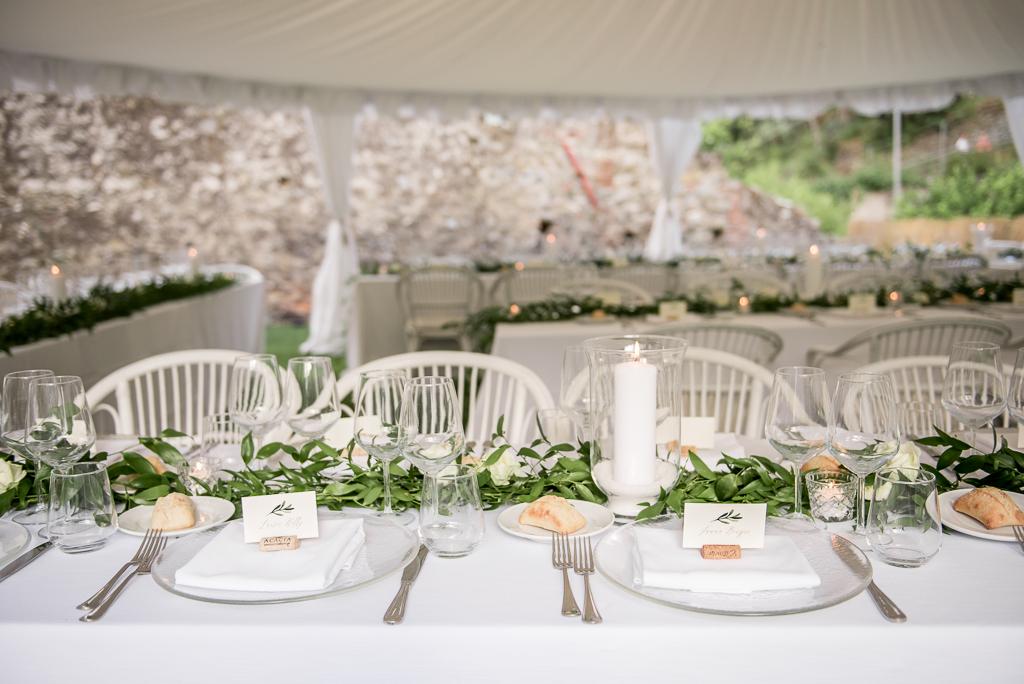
[801,454,843,473]
[518,495,586,534]
[953,487,1024,529]
[150,492,196,531]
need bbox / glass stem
[33,472,46,509]
[381,457,394,515]
[856,474,867,532]
[792,462,803,516]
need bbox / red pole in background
[560,138,600,210]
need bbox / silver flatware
[383,544,428,625]
[552,532,580,617]
[831,534,906,623]
[81,531,166,622]
[0,540,53,583]
[1012,525,1024,555]
[77,528,161,610]
[573,536,602,624]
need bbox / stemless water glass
[285,356,341,440]
[47,462,118,553]
[764,367,830,525]
[942,341,1006,453]
[1007,348,1024,424]
[24,375,95,473]
[419,464,485,558]
[2,369,55,524]
[399,376,465,475]
[354,369,413,525]
[867,467,941,567]
[560,345,590,442]
[229,354,284,453]
[827,372,900,541]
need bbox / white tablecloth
[491,305,1024,398]
[0,265,266,388]
[2,436,1021,682]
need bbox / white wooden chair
[648,323,784,365]
[807,317,1012,366]
[601,264,678,297]
[490,265,597,306]
[337,351,554,446]
[855,355,1013,430]
[86,349,247,436]
[398,266,483,352]
[551,278,655,306]
[562,346,774,439]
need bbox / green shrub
[743,162,852,234]
[896,159,1024,219]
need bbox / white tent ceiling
[2,0,1024,117]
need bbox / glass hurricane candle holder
[584,335,687,518]
[805,470,858,526]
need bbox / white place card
[680,416,716,449]
[241,491,319,543]
[658,301,689,320]
[847,293,877,314]
[1013,288,1024,307]
[682,502,767,549]
[599,290,623,306]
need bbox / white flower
[873,442,922,498]
[68,420,92,446]
[487,450,529,486]
[0,459,26,494]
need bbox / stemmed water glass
[764,367,830,526]
[228,354,284,456]
[2,369,55,525]
[398,376,465,476]
[942,341,1006,453]
[354,369,414,525]
[560,345,590,443]
[827,372,900,543]
[285,356,341,440]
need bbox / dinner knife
[383,545,429,625]
[0,541,53,584]
[830,535,906,623]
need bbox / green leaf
[134,484,170,501]
[257,442,284,460]
[137,437,186,468]
[122,452,156,474]
[240,433,255,465]
[160,428,188,438]
[636,501,666,520]
[688,454,718,480]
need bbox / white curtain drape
[643,118,703,262]
[1005,96,1024,163]
[300,104,360,360]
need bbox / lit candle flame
[888,290,900,302]
[808,244,820,256]
[514,261,525,271]
[187,246,199,258]
[509,303,521,315]
[738,295,750,307]
[50,264,61,276]
[755,227,767,240]
[627,340,642,361]
[545,234,557,244]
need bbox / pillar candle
[49,264,67,301]
[612,342,657,485]
[186,245,200,277]
[804,244,823,298]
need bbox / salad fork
[77,527,161,610]
[572,536,602,624]
[1013,525,1024,555]
[81,531,166,622]
[551,532,580,617]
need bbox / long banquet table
[0,265,266,388]
[491,304,1024,397]
[2,435,1021,682]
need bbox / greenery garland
[0,273,236,354]
[462,273,1024,352]
[1,422,1020,524]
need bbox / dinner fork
[551,532,580,617]
[81,531,166,622]
[77,528,161,610]
[572,536,602,624]
[1013,526,1024,555]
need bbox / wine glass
[1006,348,1024,425]
[228,354,284,456]
[285,356,341,440]
[827,372,900,542]
[354,369,414,525]
[941,341,1006,453]
[398,376,465,476]
[764,367,830,526]
[2,369,55,525]
[23,375,95,473]
[560,345,590,442]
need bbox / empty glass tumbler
[867,467,941,568]
[47,462,118,553]
[419,464,484,558]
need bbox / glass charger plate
[595,515,871,616]
[0,520,31,568]
[151,513,418,605]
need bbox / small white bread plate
[117,496,235,537]
[0,520,31,569]
[936,489,1024,542]
[497,500,615,541]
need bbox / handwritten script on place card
[682,503,767,549]
[241,491,318,543]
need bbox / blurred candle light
[509,304,521,316]
[887,290,902,308]
[755,227,767,241]
[186,244,200,277]
[738,295,751,314]
[514,261,525,271]
[545,233,557,244]
[804,244,823,299]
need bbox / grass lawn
[265,324,346,375]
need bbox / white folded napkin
[633,528,820,594]
[175,518,365,592]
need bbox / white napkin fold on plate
[175,518,365,592]
[633,528,820,594]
